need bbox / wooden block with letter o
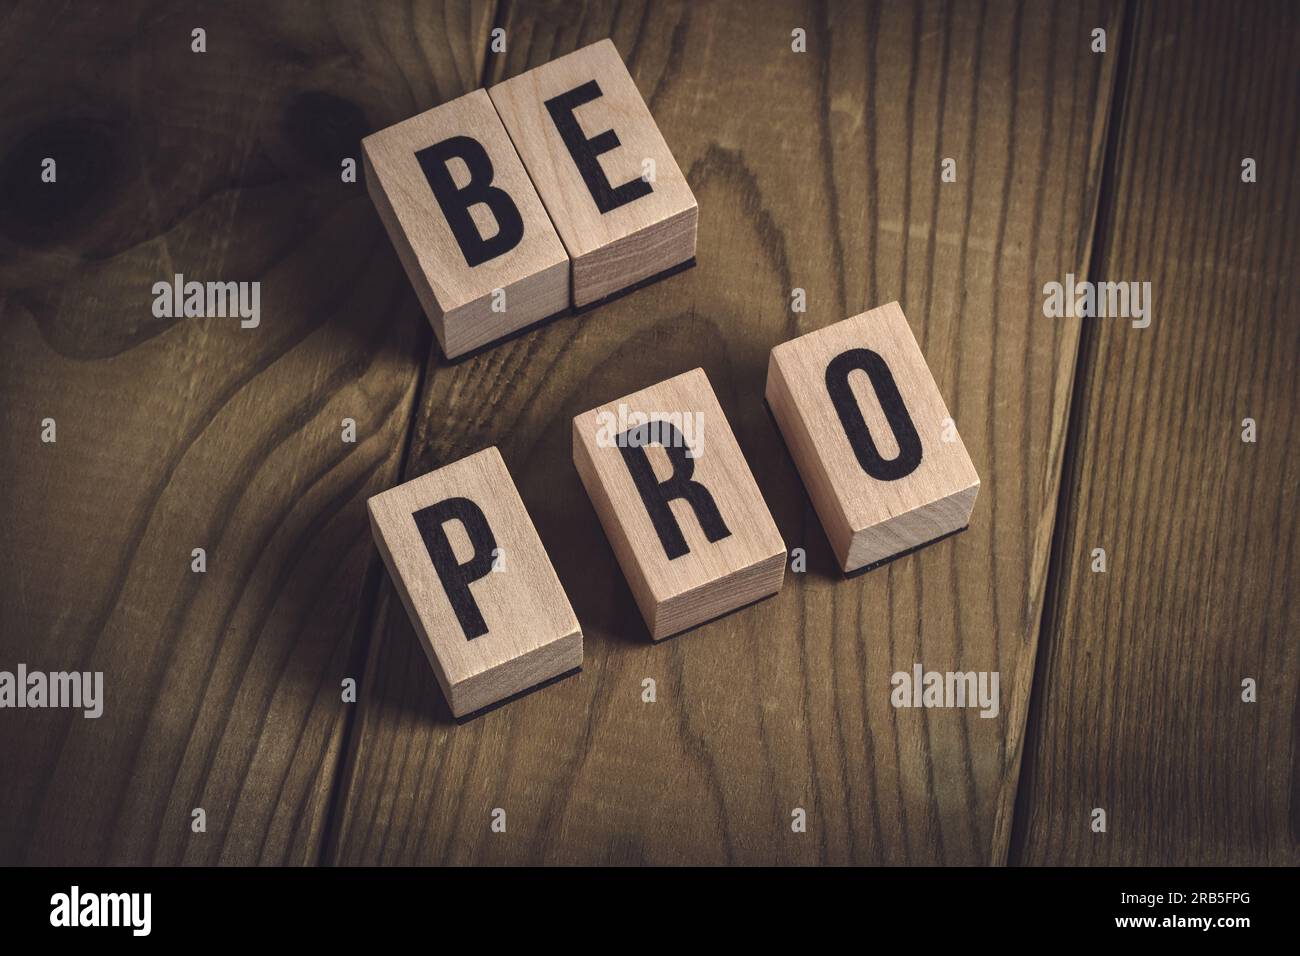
[766,302,980,574]
[573,368,785,640]
[362,90,570,359]
[489,39,697,309]
[367,447,581,718]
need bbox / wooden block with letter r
[488,38,697,309]
[573,368,785,640]
[367,447,581,718]
[361,90,570,359]
[766,302,980,574]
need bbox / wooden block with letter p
[361,90,570,359]
[573,368,785,640]
[766,302,980,574]
[367,447,581,718]
[488,39,697,309]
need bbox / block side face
[363,150,450,349]
[573,368,785,616]
[367,501,456,705]
[573,413,659,631]
[766,350,855,568]
[776,302,980,544]
[362,89,569,325]
[440,255,570,358]
[451,627,582,717]
[367,447,579,700]
[572,205,697,306]
[651,548,786,640]
[487,39,696,264]
[845,480,979,572]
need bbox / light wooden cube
[367,447,581,718]
[488,39,697,309]
[766,302,980,574]
[362,90,570,359]
[573,368,785,640]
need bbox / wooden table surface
[0,0,1294,866]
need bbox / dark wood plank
[0,0,494,865]
[1011,0,1300,866]
[329,0,1122,865]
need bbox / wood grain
[766,302,980,572]
[1010,0,1300,866]
[327,0,1121,865]
[573,367,786,640]
[0,0,494,865]
[368,446,582,717]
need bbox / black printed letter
[544,80,653,214]
[825,348,923,481]
[415,136,524,267]
[412,496,497,639]
[617,423,730,560]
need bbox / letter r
[617,423,730,559]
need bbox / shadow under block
[488,38,697,308]
[765,302,980,574]
[573,368,785,640]
[361,89,570,359]
[367,447,582,718]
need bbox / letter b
[415,136,524,267]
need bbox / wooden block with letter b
[573,368,785,640]
[489,39,697,309]
[367,447,581,718]
[766,302,980,574]
[361,90,570,359]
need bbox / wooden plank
[1011,0,1300,866]
[0,0,494,864]
[329,0,1121,865]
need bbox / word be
[363,39,696,358]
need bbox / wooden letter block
[573,368,785,640]
[367,447,581,718]
[362,90,569,359]
[488,39,697,308]
[766,302,980,574]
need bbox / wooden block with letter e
[488,39,697,309]
[361,90,569,359]
[573,368,785,640]
[367,447,581,718]
[766,302,980,574]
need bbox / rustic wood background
[0,0,1294,866]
